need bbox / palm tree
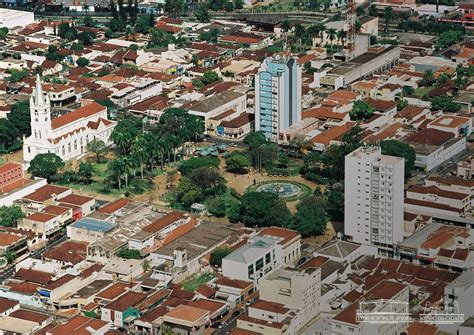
[337,30,346,47]
[82,2,90,15]
[384,6,396,33]
[142,259,151,273]
[327,28,337,46]
[132,136,148,180]
[4,250,15,264]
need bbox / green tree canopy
[76,57,90,67]
[7,100,30,136]
[87,138,107,163]
[350,100,375,121]
[238,192,292,228]
[27,153,64,181]
[78,162,94,184]
[206,197,227,217]
[0,206,25,227]
[380,140,416,177]
[196,4,211,22]
[290,195,329,237]
[225,153,250,174]
[0,119,20,152]
[111,116,143,154]
[210,246,232,266]
[244,131,268,149]
[175,177,203,208]
[178,157,220,175]
[189,167,226,195]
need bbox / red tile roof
[96,282,129,301]
[215,277,253,290]
[23,185,69,203]
[258,227,299,245]
[143,211,185,233]
[10,309,50,323]
[105,291,146,312]
[97,198,132,214]
[405,128,454,146]
[43,240,88,265]
[51,102,106,130]
[250,300,289,314]
[59,194,94,206]
[46,315,108,335]
[15,268,52,285]
[0,297,19,314]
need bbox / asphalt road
[433,148,472,175]
[0,235,67,283]
[213,312,240,335]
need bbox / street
[0,235,67,283]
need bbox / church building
[23,75,116,166]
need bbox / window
[248,264,254,278]
[265,252,271,264]
[255,258,264,271]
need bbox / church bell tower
[30,74,52,142]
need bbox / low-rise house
[0,230,28,259]
[43,240,88,268]
[45,315,110,335]
[128,211,187,252]
[188,90,247,134]
[20,212,62,238]
[151,222,234,284]
[217,113,254,140]
[427,115,472,138]
[111,78,162,108]
[0,298,20,317]
[101,291,147,328]
[42,83,76,106]
[219,32,271,50]
[162,304,210,335]
[215,277,254,308]
[425,176,474,207]
[19,184,71,209]
[59,194,95,217]
[456,157,473,180]
[404,128,467,171]
[406,185,471,216]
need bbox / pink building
[0,163,22,187]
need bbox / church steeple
[34,73,45,107]
[30,75,51,141]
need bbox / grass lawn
[182,272,215,291]
[412,86,434,98]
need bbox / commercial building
[314,45,400,89]
[404,128,467,171]
[188,90,247,135]
[67,218,116,243]
[344,146,404,252]
[0,9,34,29]
[222,236,279,285]
[255,56,302,142]
[259,267,321,333]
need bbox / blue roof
[70,218,115,233]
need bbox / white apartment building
[344,146,404,252]
[259,267,321,333]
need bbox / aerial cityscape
[0,0,472,334]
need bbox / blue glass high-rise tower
[255,56,302,142]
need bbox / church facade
[23,75,117,166]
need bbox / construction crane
[345,0,356,61]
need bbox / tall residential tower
[255,56,302,142]
[344,146,404,252]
